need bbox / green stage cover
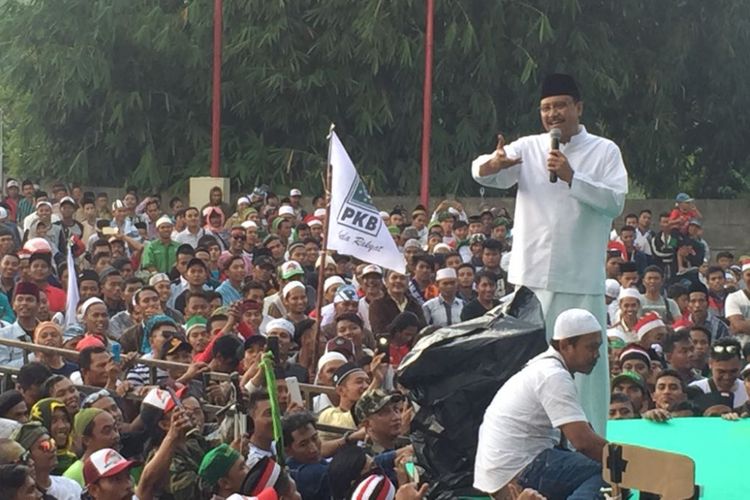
[608,417,750,499]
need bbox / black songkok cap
[541,73,581,101]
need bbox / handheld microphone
[549,128,562,183]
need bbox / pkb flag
[327,131,406,273]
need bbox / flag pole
[312,123,335,377]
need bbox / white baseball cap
[361,264,383,276]
[278,205,295,217]
[553,309,602,340]
[290,188,302,197]
[313,208,326,219]
[148,273,170,286]
[605,279,621,299]
[83,448,136,487]
[280,260,305,279]
[324,276,345,292]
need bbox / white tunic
[472,126,628,295]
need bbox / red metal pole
[419,0,434,209]
[210,0,222,177]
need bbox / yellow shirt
[317,406,355,442]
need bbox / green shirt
[141,239,179,274]
[63,459,84,486]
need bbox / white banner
[326,131,406,273]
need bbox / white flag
[65,244,79,328]
[327,131,406,273]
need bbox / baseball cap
[605,279,621,300]
[354,389,405,423]
[280,260,304,279]
[6,180,19,189]
[161,337,193,358]
[111,199,125,211]
[333,285,359,304]
[60,196,77,207]
[83,448,137,486]
[610,371,647,393]
[290,188,302,197]
[361,264,382,277]
[675,193,694,203]
[199,443,242,487]
[326,336,356,360]
[278,206,295,217]
[148,273,170,286]
[332,361,364,386]
[186,257,208,270]
[254,255,275,270]
[324,276,345,292]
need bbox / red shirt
[42,284,67,314]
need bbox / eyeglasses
[83,389,111,407]
[38,438,57,453]
[539,101,572,114]
[712,345,740,355]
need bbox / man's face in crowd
[477,276,497,302]
[84,351,112,387]
[121,283,139,306]
[266,239,284,260]
[245,286,265,304]
[185,296,209,319]
[51,378,80,415]
[151,324,177,357]
[29,258,50,282]
[366,402,402,441]
[157,222,173,240]
[210,189,223,205]
[707,271,725,294]
[85,411,120,451]
[309,224,323,240]
[289,246,306,264]
[413,261,432,283]
[137,289,162,318]
[624,216,638,228]
[186,264,207,287]
[277,221,292,239]
[559,331,601,375]
[689,329,710,367]
[187,326,211,353]
[102,275,123,302]
[1,254,19,279]
[619,297,639,320]
[60,202,76,219]
[641,326,667,348]
[304,242,319,266]
[386,272,407,296]
[612,381,645,413]
[0,234,15,255]
[227,258,247,283]
[146,202,160,222]
[185,208,200,229]
[390,213,404,227]
[444,254,462,270]
[539,95,582,138]
[337,371,370,404]
[83,202,97,220]
[642,271,662,293]
[457,267,474,288]
[267,328,292,358]
[687,292,708,317]
[619,271,638,289]
[96,195,108,210]
[667,339,694,372]
[653,375,686,410]
[621,359,650,382]
[37,203,52,221]
[609,401,636,420]
[152,280,170,303]
[640,212,652,229]
[251,399,274,442]
[482,248,501,269]
[335,319,363,347]
[318,360,345,387]
[91,395,125,430]
[22,183,34,198]
[710,357,741,392]
[606,256,622,279]
[90,469,134,500]
[288,423,322,464]
[659,216,670,233]
[283,288,307,315]
[437,278,457,299]
[674,293,689,313]
[35,324,63,348]
[13,293,39,319]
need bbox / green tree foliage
[1,0,750,198]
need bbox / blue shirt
[216,280,242,305]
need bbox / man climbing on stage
[472,73,628,436]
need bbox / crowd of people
[0,180,535,500]
[0,177,746,500]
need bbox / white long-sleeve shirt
[472,126,628,295]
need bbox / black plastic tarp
[397,287,548,499]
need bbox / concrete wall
[370,196,749,257]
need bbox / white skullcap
[433,243,452,253]
[315,255,336,269]
[316,351,347,373]
[742,262,750,273]
[282,281,305,298]
[155,215,173,228]
[148,273,170,286]
[237,196,250,206]
[435,267,457,281]
[618,287,641,303]
[553,309,602,340]
[241,220,257,230]
[605,279,621,299]
[266,318,294,335]
[278,205,295,217]
[379,211,390,219]
[307,219,322,227]
[324,276,345,291]
[36,200,52,210]
[313,208,326,219]
[80,297,105,317]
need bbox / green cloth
[63,459,84,486]
[141,239,179,274]
[608,417,750,499]
[73,408,104,438]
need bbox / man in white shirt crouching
[474,309,608,499]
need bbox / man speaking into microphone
[471,73,628,436]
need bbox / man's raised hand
[479,134,522,176]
